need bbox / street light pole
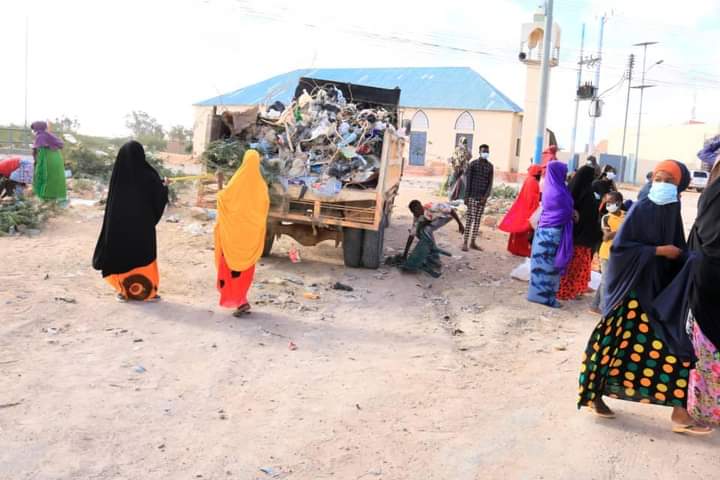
[533,0,554,165]
[569,23,585,166]
[587,15,607,153]
[620,54,635,161]
[632,41,658,175]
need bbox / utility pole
[24,16,29,130]
[569,23,586,165]
[632,41,659,175]
[620,54,635,160]
[586,14,607,153]
[533,0,554,165]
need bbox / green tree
[169,125,192,143]
[125,111,166,152]
[52,116,80,133]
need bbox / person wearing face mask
[589,191,626,314]
[462,144,494,252]
[577,160,712,435]
[591,165,618,201]
[499,164,543,257]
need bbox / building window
[454,111,475,131]
[515,138,521,157]
[411,110,429,131]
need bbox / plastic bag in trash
[311,177,342,197]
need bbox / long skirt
[688,321,720,426]
[527,226,562,308]
[33,148,66,201]
[578,291,691,409]
[217,254,255,308]
[557,246,592,300]
[105,260,160,301]
[507,231,532,257]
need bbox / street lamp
[631,41,660,182]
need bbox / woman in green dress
[31,121,66,201]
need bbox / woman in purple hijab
[527,161,574,308]
[31,121,67,201]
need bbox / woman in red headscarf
[499,164,543,257]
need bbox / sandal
[232,304,251,317]
[588,403,616,419]
[672,423,713,436]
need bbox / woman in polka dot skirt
[577,160,712,435]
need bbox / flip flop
[672,423,713,436]
[232,304,251,317]
[588,404,616,419]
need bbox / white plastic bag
[529,207,542,230]
[510,258,532,282]
[589,271,601,291]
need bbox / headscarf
[538,161,574,271]
[92,141,168,276]
[568,165,602,248]
[214,150,270,272]
[653,160,682,185]
[686,159,720,349]
[0,157,21,177]
[697,135,720,167]
[31,121,64,150]
[499,164,542,234]
[603,160,692,356]
[541,145,558,166]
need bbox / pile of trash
[204,80,403,197]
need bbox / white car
[690,170,709,192]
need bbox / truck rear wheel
[361,216,386,269]
[262,223,276,257]
[343,227,364,268]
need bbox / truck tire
[361,216,386,269]
[343,227,364,268]
[262,223,275,257]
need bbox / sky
[2,0,719,151]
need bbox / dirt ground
[1,177,717,480]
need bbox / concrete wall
[399,107,520,174]
[606,122,720,182]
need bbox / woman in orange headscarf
[215,150,269,316]
[499,164,543,257]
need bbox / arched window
[454,111,475,131]
[411,110,429,130]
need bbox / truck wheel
[361,216,386,269]
[343,227,364,268]
[262,223,276,257]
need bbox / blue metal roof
[195,67,522,113]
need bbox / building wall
[606,122,720,182]
[399,107,520,174]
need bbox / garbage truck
[200,77,406,269]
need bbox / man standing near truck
[463,144,494,252]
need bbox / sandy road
[0,180,716,480]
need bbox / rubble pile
[205,83,403,197]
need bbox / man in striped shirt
[463,144,494,251]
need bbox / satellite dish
[63,133,78,144]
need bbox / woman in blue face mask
[577,159,712,435]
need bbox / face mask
[594,192,601,200]
[606,172,616,181]
[606,203,620,213]
[480,152,489,160]
[648,182,679,205]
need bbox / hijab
[215,150,270,272]
[31,121,64,150]
[603,160,692,356]
[92,141,168,276]
[568,165,602,248]
[687,160,720,349]
[538,161,574,271]
[541,145,558,166]
[499,164,542,234]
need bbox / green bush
[491,184,518,200]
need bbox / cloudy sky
[2,0,719,149]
